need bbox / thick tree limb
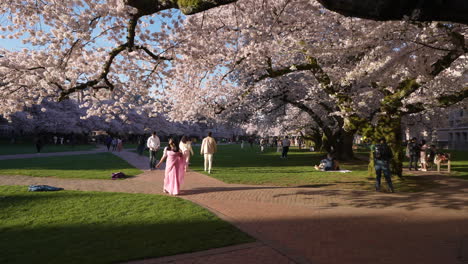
[125,0,237,15]
[317,0,468,25]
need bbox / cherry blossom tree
[164,0,467,174]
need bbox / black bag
[409,142,420,155]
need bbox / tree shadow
[181,184,336,195]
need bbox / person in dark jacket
[372,138,395,193]
[407,137,420,171]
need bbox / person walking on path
[408,137,420,171]
[156,138,186,195]
[281,136,291,158]
[147,132,161,170]
[372,138,395,193]
[179,136,194,171]
[136,136,146,156]
[117,138,123,152]
[111,137,118,151]
[35,137,43,153]
[105,136,112,151]
[201,132,217,174]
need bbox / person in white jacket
[179,136,194,171]
[147,131,160,170]
[200,132,217,174]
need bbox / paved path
[1,149,468,264]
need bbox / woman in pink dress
[156,138,186,195]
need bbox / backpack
[111,172,126,180]
[374,144,388,160]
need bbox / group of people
[314,153,340,171]
[406,137,437,171]
[105,136,123,152]
[370,137,440,193]
[146,132,217,196]
[240,136,292,158]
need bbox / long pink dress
[163,148,186,195]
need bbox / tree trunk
[334,129,355,160]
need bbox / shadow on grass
[0,189,253,264]
[1,222,253,264]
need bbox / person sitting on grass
[315,153,340,171]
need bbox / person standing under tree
[147,132,160,170]
[420,139,429,171]
[281,136,291,158]
[200,132,217,174]
[372,138,395,193]
[260,138,266,152]
[408,137,420,171]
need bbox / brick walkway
[1,149,468,264]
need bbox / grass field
[0,153,141,179]
[188,144,439,192]
[0,185,253,264]
[438,150,468,180]
[0,141,96,155]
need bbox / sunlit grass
[187,144,441,192]
[0,185,253,264]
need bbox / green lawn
[439,150,468,180]
[188,144,436,192]
[0,185,253,264]
[0,153,141,179]
[0,142,97,155]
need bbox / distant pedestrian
[427,144,437,170]
[105,136,112,151]
[137,136,146,156]
[53,135,58,145]
[200,132,217,174]
[408,137,420,171]
[117,138,123,152]
[281,136,291,158]
[420,139,429,171]
[147,132,161,170]
[111,138,118,151]
[372,138,395,193]
[179,136,194,171]
[248,137,254,148]
[277,139,281,153]
[35,137,43,153]
[241,140,244,149]
[60,137,64,145]
[260,138,266,152]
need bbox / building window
[456,133,461,141]
[449,133,453,141]
[450,121,454,127]
[461,110,464,117]
[464,132,468,142]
